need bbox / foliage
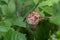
[0,0,60,40]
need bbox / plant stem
[31,0,40,11]
[15,0,19,16]
[40,16,51,19]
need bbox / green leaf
[0,0,8,5]
[56,31,60,38]
[39,0,60,6]
[33,0,38,4]
[33,0,60,16]
[7,0,15,17]
[35,20,52,40]
[50,15,60,25]
[35,7,45,17]
[33,0,45,16]
[4,30,27,40]
[0,26,10,32]
[3,0,8,3]
[0,20,11,27]
[8,0,15,13]
[1,5,8,16]
[18,0,35,17]
[50,2,60,26]
[12,17,26,28]
[0,0,15,18]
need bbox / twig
[40,16,51,19]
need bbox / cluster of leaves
[0,0,60,40]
